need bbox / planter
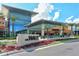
[4,46,15,52]
[15,46,21,50]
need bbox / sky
[1,3,79,22]
[0,3,79,31]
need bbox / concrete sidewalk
[0,49,24,56]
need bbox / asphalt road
[8,39,79,56]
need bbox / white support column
[60,26,63,36]
[27,28,29,34]
[76,26,78,35]
[41,24,45,37]
[70,25,74,36]
[75,25,77,35]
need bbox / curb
[0,49,23,56]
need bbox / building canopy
[27,19,66,28]
[27,19,68,33]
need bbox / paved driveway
[8,39,79,56]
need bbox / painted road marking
[34,43,64,51]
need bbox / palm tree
[11,16,16,37]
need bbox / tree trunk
[8,17,10,37]
[12,22,14,37]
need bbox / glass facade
[28,20,72,38]
[28,23,59,35]
[29,23,58,31]
[9,11,31,32]
[1,5,37,38]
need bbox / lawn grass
[47,38,79,46]
[0,37,16,40]
[0,38,16,40]
[74,35,79,38]
[57,38,78,43]
[0,41,16,46]
[0,42,7,45]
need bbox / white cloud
[65,16,79,24]
[33,3,54,13]
[65,16,74,23]
[67,16,74,20]
[73,18,79,24]
[32,3,54,23]
[53,11,60,21]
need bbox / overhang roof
[27,19,67,27]
[2,4,38,16]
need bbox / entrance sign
[16,34,39,46]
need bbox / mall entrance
[27,20,71,38]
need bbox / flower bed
[39,40,55,45]
[0,40,55,53]
[19,40,55,49]
[0,46,15,52]
[4,46,15,52]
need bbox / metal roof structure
[27,19,67,27]
[2,4,38,16]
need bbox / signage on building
[0,16,5,30]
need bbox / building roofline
[2,4,38,16]
[27,19,67,27]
